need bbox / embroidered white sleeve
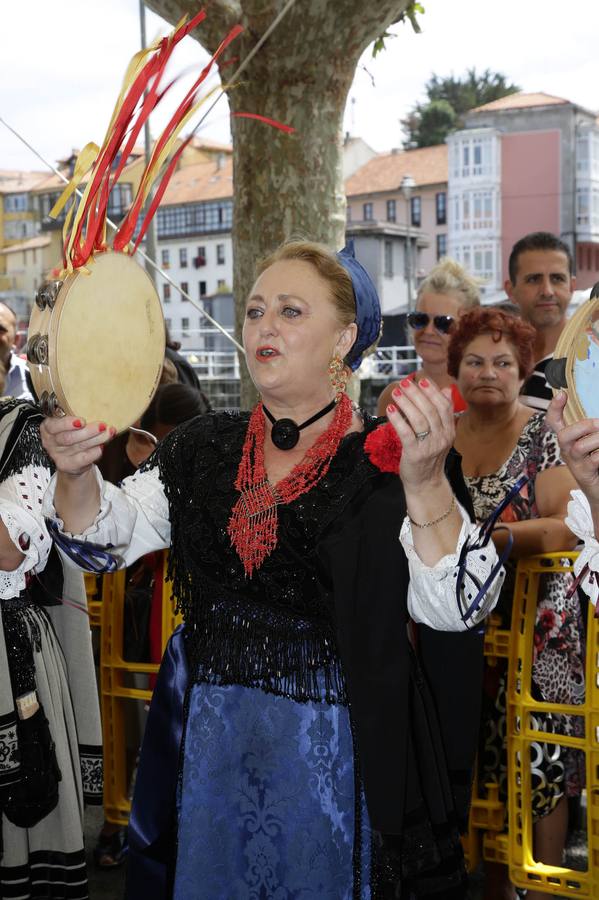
[400,502,503,631]
[42,466,171,569]
[0,464,53,598]
[565,489,599,607]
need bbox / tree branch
[146,0,242,54]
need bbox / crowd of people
[0,230,597,900]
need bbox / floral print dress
[464,413,585,817]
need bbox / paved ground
[86,806,126,900]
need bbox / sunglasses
[407,312,455,335]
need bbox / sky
[2,0,599,174]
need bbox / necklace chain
[228,393,353,577]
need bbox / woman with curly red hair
[448,308,583,900]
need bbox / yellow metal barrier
[84,572,102,629]
[98,555,182,826]
[507,552,595,896]
[463,552,598,896]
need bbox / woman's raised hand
[547,390,599,505]
[41,416,115,478]
[386,377,455,490]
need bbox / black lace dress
[59,411,489,900]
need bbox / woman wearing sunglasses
[377,258,480,416]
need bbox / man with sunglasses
[0,303,32,401]
[505,232,575,411]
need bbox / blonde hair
[417,257,481,310]
[256,240,356,328]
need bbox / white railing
[178,343,418,382]
[365,345,418,379]
[182,349,241,380]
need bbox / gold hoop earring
[328,355,348,398]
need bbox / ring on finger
[414,429,431,441]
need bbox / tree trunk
[147,0,410,408]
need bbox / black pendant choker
[263,399,337,450]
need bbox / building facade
[345,144,449,315]
[447,91,599,294]
[0,170,46,292]
[153,158,233,349]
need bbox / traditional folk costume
[0,399,102,900]
[43,245,504,899]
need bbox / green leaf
[372,2,425,57]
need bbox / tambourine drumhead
[28,251,165,433]
[552,295,599,425]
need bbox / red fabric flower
[364,422,403,474]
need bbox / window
[217,279,226,290]
[386,199,396,222]
[217,243,225,265]
[181,317,190,336]
[384,240,393,277]
[455,241,496,281]
[577,187,591,226]
[363,202,373,221]
[453,135,494,180]
[180,281,189,299]
[436,234,447,260]
[462,144,470,178]
[346,206,352,223]
[165,318,172,330]
[194,245,206,267]
[161,248,170,268]
[163,283,171,303]
[410,196,421,228]
[5,193,27,212]
[473,140,485,176]
[107,183,132,218]
[199,281,207,297]
[3,220,36,240]
[156,200,233,238]
[454,191,494,233]
[435,192,446,226]
[179,247,188,268]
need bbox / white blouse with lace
[565,489,599,607]
[0,464,53,599]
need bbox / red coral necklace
[228,392,353,577]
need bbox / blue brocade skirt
[173,679,372,899]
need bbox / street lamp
[401,174,416,313]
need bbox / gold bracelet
[408,496,456,529]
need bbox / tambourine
[27,251,165,433]
[546,281,599,424]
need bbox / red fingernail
[420,378,429,388]
[386,404,396,415]
[392,387,402,398]
[99,423,107,433]
[73,419,82,429]
[400,378,411,388]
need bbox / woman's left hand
[386,377,455,491]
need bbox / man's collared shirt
[4,353,33,401]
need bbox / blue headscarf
[336,241,382,371]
